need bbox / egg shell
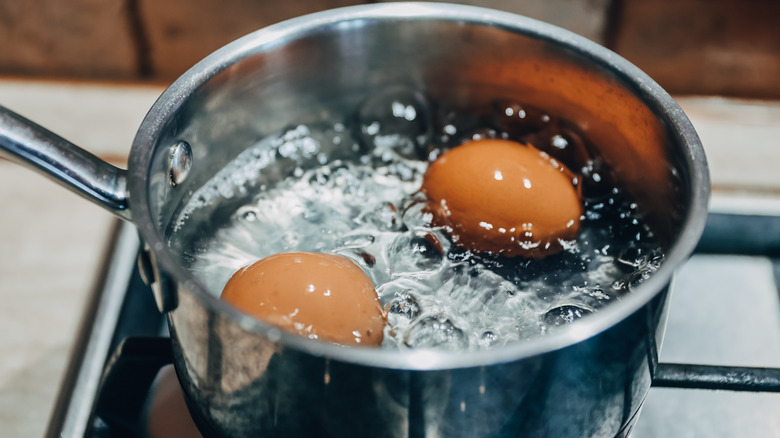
[421,138,582,258]
[221,252,386,346]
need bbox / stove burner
[45,213,780,438]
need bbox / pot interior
[130,4,706,364]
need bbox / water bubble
[479,331,499,348]
[282,231,301,248]
[427,146,443,162]
[373,134,417,162]
[499,280,519,297]
[303,201,325,223]
[308,121,365,161]
[611,279,627,292]
[387,290,422,320]
[568,285,613,311]
[405,315,469,350]
[388,231,444,275]
[358,202,403,232]
[584,285,610,301]
[551,135,568,149]
[580,158,614,201]
[308,160,346,187]
[377,277,431,302]
[381,160,419,182]
[276,125,320,160]
[400,193,433,230]
[616,245,663,290]
[335,233,375,249]
[522,118,593,171]
[491,100,551,137]
[617,246,646,268]
[434,106,484,147]
[309,166,332,186]
[543,305,593,327]
[626,254,662,291]
[469,128,498,141]
[445,245,473,264]
[237,206,259,222]
[322,162,365,195]
[627,271,651,290]
[464,274,517,310]
[364,121,381,136]
[356,87,432,160]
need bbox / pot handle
[0,105,131,221]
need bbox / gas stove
[45,207,780,437]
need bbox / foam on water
[176,89,663,351]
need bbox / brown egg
[221,252,385,346]
[421,138,582,258]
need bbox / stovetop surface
[47,211,780,438]
[635,252,780,436]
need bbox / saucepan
[0,3,709,437]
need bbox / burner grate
[46,213,780,438]
[654,363,780,392]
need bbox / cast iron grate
[45,212,780,438]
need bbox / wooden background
[1,0,779,98]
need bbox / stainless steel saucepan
[0,3,709,437]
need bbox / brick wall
[0,0,778,98]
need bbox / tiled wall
[1,0,778,98]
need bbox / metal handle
[0,105,131,220]
[654,363,780,392]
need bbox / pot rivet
[168,141,192,187]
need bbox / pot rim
[129,2,710,370]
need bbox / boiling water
[176,88,663,351]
